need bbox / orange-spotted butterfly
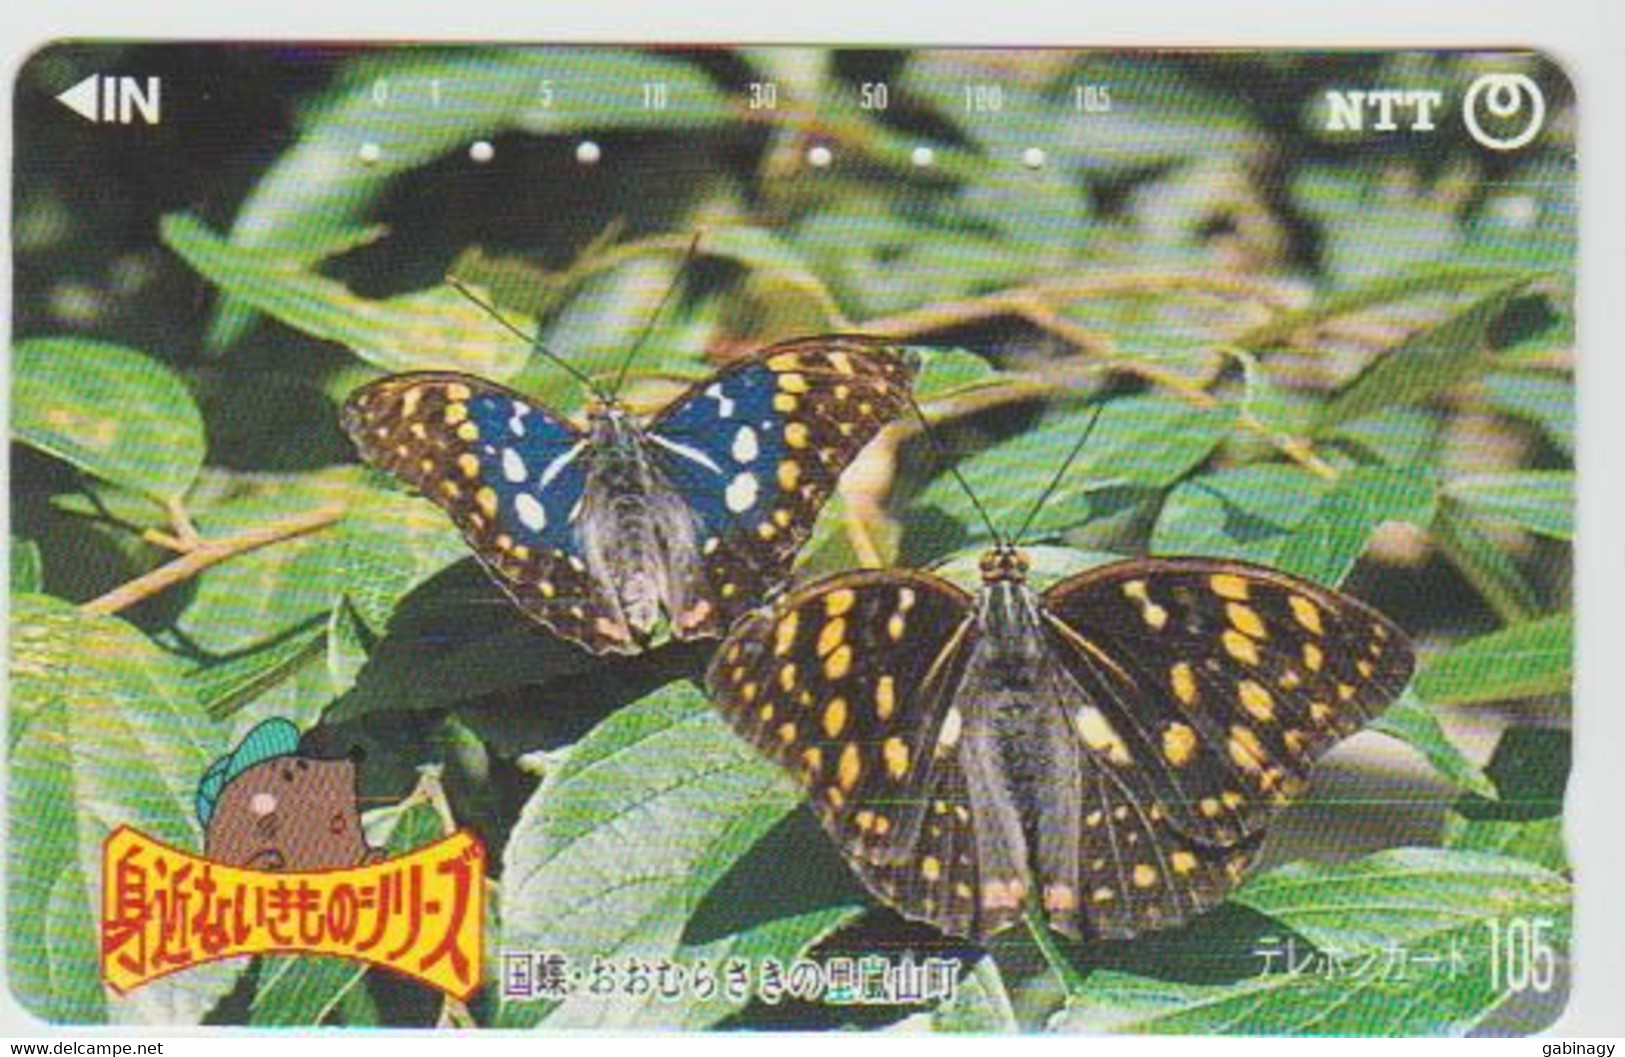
[342,334,916,655]
[704,412,1414,941]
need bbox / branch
[81,503,346,616]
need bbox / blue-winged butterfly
[342,334,916,655]
[704,408,1415,942]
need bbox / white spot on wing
[538,440,587,489]
[732,425,759,464]
[501,448,528,483]
[649,433,723,475]
[725,472,760,513]
[705,383,735,419]
[515,493,547,532]
[509,402,531,437]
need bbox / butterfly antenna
[445,275,605,399]
[905,391,1005,545]
[1013,400,1105,547]
[610,231,705,399]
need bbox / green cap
[196,718,301,828]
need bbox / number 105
[1485,917,1558,993]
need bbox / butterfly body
[707,547,1414,942]
[343,335,916,654]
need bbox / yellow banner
[100,825,485,999]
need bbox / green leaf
[1448,817,1566,876]
[1152,465,1434,585]
[917,395,1235,544]
[1416,614,1572,706]
[12,538,43,593]
[185,620,328,722]
[1314,281,1540,434]
[1370,692,1495,799]
[9,595,231,1024]
[1057,848,1569,1035]
[1443,471,1572,540]
[13,337,206,503]
[1272,467,1436,584]
[497,683,861,1030]
[331,484,468,634]
[210,48,733,346]
[163,214,531,379]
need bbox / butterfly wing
[340,372,634,654]
[648,335,917,636]
[705,570,1012,938]
[1039,557,1415,851]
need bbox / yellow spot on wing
[825,645,852,681]
[825,589,856,617]
[475,487,498,518]
[456,422,480,442]
[822,697,848,738]
[875,675,896,720]
[774,612,800,656]
[1210,574,1251,600]
[785,423,810,449]
[457,453,481,478]
[921,856,941,881]
[778,372,809,394]
[883,737,910,778]
[1132,864,1158,888]
[1171,851,1198,875]
[1223,629,1260,666]
[1227,602,1267,640]
[1302,641,1324,672]
[1163,723,1198,766]
[767,353,800,371]
[1290,594,1324,635]
[444,402,469,426]
[817,618,846,657]
[1238,680,1276,722]
[444,382,472,402]
[838,743,861,791]
[1228,725,1268,773]
[1171,662,1198,706]
[777,459,801,490]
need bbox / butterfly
[705,543,1414,942]
[342,334,917,655]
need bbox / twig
[81,503,346,616]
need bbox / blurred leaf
[1432,499,1541,623]
[1239,264,1531,351]
[498,682,860,1029]
[11,538,43,593]
[1314,280,1539,434]
[9,595,230,1024]
[1443,471,1572,541]
[1370,692,1495,799]
[918,395,1234,544]
[1152,465,1434,585]
[13,337,206,504]
[1058,848,1569,1035]
[1480,371,1572,454]
[163,214,530,379]
[1416,614,1571,706]
[212,48,734,346]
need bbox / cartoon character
[196,718,385,871]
